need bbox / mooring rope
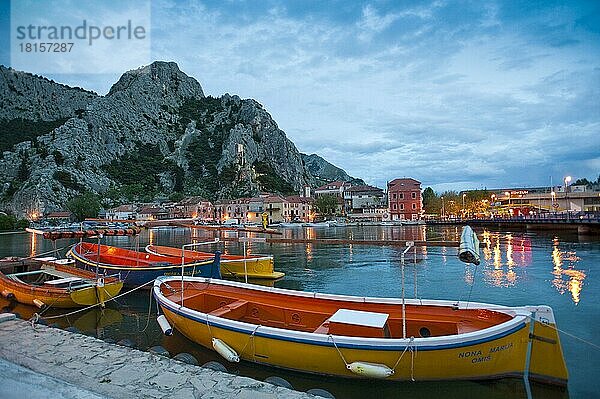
[31,279,154,322]
[240,324,261,360]
[526,314,600,351]
[328,334,350,367]
[391,336,414,371]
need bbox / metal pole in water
[401,241,414,339]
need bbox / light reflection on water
[551,238,585,305]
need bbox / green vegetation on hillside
[0,117,69,152]
[253,161,295,195]
[53,170,83,192]
[103,143,183,202]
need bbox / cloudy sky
[2,1,599,192]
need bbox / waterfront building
[344,185,386,221]
[263,195,287,224]
[175,197,215,220]
[106,204,137,220]
[314,181,351,198]
[487,188,600,216]
[136,206,169,221]
[387,178,422,221]
[284,195,314,222]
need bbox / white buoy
[157,315,173,336]
[33,299,46,309]
[347,362,394,378]
[212,338,240,362]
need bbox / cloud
[9,0,597,192]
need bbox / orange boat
[69,243,222,287]
[0,257,123,308]
[154,276,568,385]
[145,245,284,280]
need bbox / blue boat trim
[155,292,528,351]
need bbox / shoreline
[0,314,313,399]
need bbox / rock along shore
[0,315,314,398]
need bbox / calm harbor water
[1,225,598,398]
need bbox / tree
[67,192,101,222]
[315,195,338,217]
[422,187,440,214]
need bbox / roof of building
[388,178,421,186]
[45,211,72,218]
[346,185,384,193]
[315,181,350,191]
[110,204,137,213]
[263,195,287,204]
[138,207,168,215]
[178,196,211,205]
[285,195,315,204]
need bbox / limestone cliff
[0,62,356,216]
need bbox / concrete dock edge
[0,316,315,398]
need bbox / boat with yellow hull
[153,276,568,385]
[145,244,283,280]
[0,258,123,308]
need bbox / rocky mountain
[0,62,357,216]
[301,153,364,186]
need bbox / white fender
[156,315,173,336]
[212,338,240,362]
[348,362,394,378]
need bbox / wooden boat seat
[209,300,249,319]
[457,320,479,334]
[44,276,83,286]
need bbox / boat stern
[526,306,569,385]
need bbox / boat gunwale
[0,262,121,295]
[153,276,530,351]
[68,244,215,271]
[145,244,273,262]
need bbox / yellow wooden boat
[0,257,123,308]
[153,276,568,385]
[145,245,284,280]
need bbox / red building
[387,178,422,221]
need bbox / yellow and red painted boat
[69,243,221,287]
[153,276,568,385]
[0,258,123,308]
[145,244,283,280]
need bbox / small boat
[153,227,568,385]
[68,243,221,287]
[0,257,123,308]
[154,278,568,385]
[145,245,284,280]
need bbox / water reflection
[29,232,37,257]
[482,231,531,288]
[551,238,585,305]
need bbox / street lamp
[564,176,572,219]
[462,193,466,219]
[441,196,445,219]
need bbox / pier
[0,314,313,399]
[427,215,600,235]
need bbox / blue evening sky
[1,0,599,192]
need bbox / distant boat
[68,243,221,287]
[0,257,123,308]
[145,245,284,280]
[153,277,568,385]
